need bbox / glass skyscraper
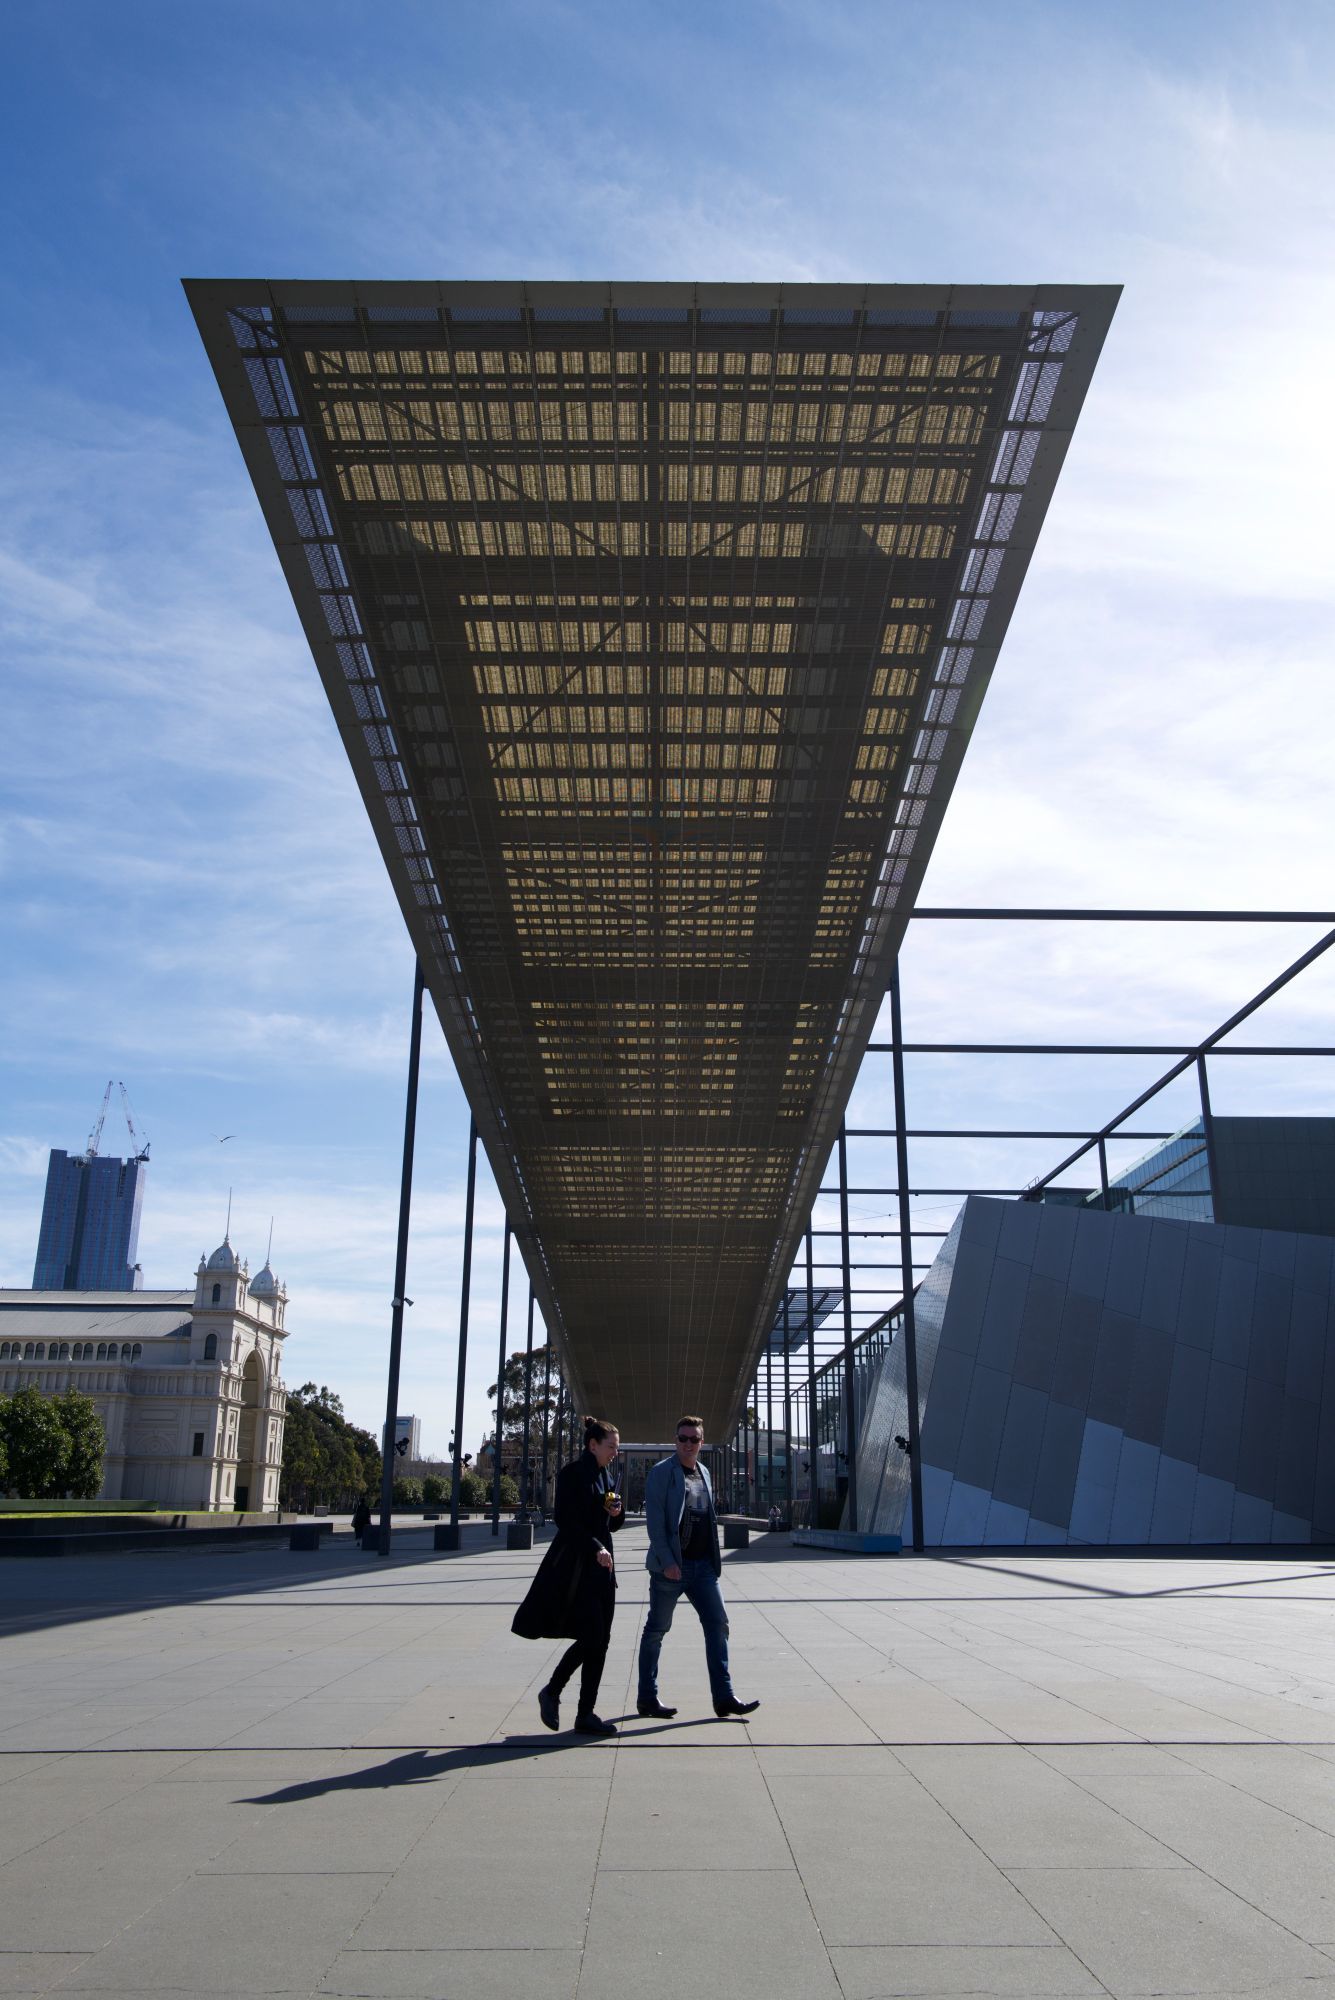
[32,1149,146,1291]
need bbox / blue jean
[637,1559,734,1706]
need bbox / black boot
[636,1697,678,1718]
[714,1695,760,1718]
[537,1684,561,1731]
[573,1711,617,1736]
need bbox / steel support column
[765,1337,774,1515]
[782,1289,793,1525]
[890,959,924,1553]
[519,1284,535,1517]
[377,959,424,1559]
[490,1219,512,1537]
[837,1121,859,1533]
[447,1116,478,1533]
[805,1221,817,1528]
[1197,1053,1221,1214]
[540,1333,552,1513]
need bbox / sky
[2,0,1333,1459]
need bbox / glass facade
[32,1150,146,1291]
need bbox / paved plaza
[3,1527,1335,1998]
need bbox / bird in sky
[212,1133,236,1144]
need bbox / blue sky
[2,0,1333,1457]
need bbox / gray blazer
[643,1454,722,1577]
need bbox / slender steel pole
[519,1284,535,1516]
[540,1332,552,1513]
[837,1122,859,1533]
[783,1289,793,1525]
[448,1117,478,1532]
[377,960,426,1558]
[765,1336,774,1514]
[490,1220,511,1537]
[1196,1054,1221,1219]
[890,959,925,1553]
[1097,1135,1110,1210]
[805,1221,817,1527]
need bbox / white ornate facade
[0,1238,289,1510]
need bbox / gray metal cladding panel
[996,1199,1043,1268]
[954,1362,1012,1492]
[975,1255,1028,1375]
[1030,1199,1079,1285]
[851,1197,1335,1547]
[1139,1224,1188,1334]
[1103,1215,1151,1318]
[1124,1323,1175,1446]
[1247,1271,1292,1384]
[1086,1310,1136,1429]
[1235,1372,1283,1502]
[1011,1271,1064,1394]
[1050,1291,1100,1411]
[1029,1398,1084,1529]
[1177,1239,1223,1347]
[1160,1341,1211,1463]
[1274,1394,1320,1518]
[1214,1256,1259,1368]
[1197,1361,1247,1481]
[990,1381,1048,1511]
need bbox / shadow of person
[243,1733,592,1805]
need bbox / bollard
[723,1521,750,1549]
[506,1521,534,1550]
[434,1523,462,1551]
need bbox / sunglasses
[677,1432,703,1443]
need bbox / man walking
[637,1415,759,1720]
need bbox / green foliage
[52,1390,104,1499]
[486,1342,564,1478]
[421,1473,448,1505]
[457,1468,489,1511]
[0,1385,103,1499]
[392,1476,423,1507]
[280,1382,381,1510]
[498,1473,520,1509]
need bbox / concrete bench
[288,1523,332,1551]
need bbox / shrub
[392,1476,423,1507]
[421,1473,448,1505]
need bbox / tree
[0,1386,73,1499]
[392,1477,423,1507]
[422,1473,448,1505]
[486,1342,562,1478]
[280,1383,381,1510]
[52,1391,104,1499]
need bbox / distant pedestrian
[637,1416,759,1721]
[351,1495,372,1536]
[768,1504,781,1531]
[512,1416,623,1736]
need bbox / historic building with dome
[0,1237,290,1509]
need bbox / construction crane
[85,1081,150,1162]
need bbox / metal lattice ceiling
[188,280,1118,1439]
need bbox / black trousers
[548,1626,610,1715]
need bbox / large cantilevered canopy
[188,280,1117,1439]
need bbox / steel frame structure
[727,910,1335,1545]
[188,278,1118,1443]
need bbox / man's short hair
[676,1414,704,1433]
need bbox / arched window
[106,1343,118,1360]
[35,1343,45,1360]
[24,1342,34,1359]
[203,1333,218,1361]
[57,1342,70,1360]
[211,1283,221,1304]
[0,1343,9,1360]
[96,1342,107,1360]
[130,1342,142,1360]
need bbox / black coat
[511,1450,623,1642]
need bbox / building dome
[206,1238,240,1272]
[249,1262,281,1298]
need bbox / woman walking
[512,1416,623,1736]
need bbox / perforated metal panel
[188,281,1118,1438]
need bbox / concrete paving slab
[319,1946,583,1997]
[59,1869,391,1992]
[1006,1864,1335,1994]
[577,1868,840,2000]
[828,1942,1105,1997]
[8,1532,1335,1998]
